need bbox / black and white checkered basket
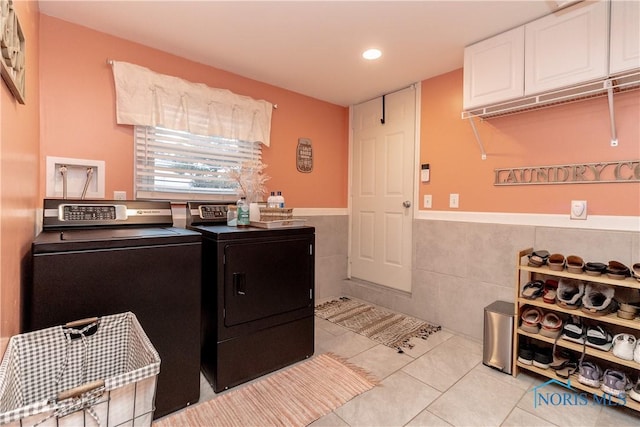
[0,312,160,427]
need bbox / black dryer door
[223,235,313,328]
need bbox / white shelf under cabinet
[513,248,640,413]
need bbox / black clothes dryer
[26,199,202,418]
[186,202,315,392]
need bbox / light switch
[449,193,459,208]
[424,195,432,208]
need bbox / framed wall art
[0,0,25,104]
[296,138,312,173]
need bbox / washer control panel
[42,199,174,230]
[61,204,122,221]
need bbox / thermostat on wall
[421,164,430,182]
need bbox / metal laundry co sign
[494,160,640,186]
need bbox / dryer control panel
[186,201,230,226]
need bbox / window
[134,126,261,201]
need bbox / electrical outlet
[424,195,432,208]
[114,191,127,200]
[449,193,459,208]
[570,200,587,220]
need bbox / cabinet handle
[233,272,246,295]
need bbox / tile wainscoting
[175,207,639,342]
[298,215,349,301]
[343,219,640,341]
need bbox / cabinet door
[223,236,313,327]
[524,0,609,95]
[463,26,525,109]
[610,0,640,74]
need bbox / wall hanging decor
[296,138,313,173]
[0,0,25,104]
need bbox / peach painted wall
[0,1,40,355]
[39,15,349,208]
[420,69,640,216]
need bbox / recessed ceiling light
[362,48,382,60]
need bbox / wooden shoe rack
[513,248,640,412]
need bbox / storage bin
[483,301,514,375]
[259,207,293,221]
[0,312,160,427]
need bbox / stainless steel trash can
[483,301,515,375]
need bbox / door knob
[403,200,411,208]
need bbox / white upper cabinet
[524,0,609,95]
[463,27,525,110]
[609,0,640,74]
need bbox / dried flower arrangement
[228,160,270,203]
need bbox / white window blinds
[134,126,261,201]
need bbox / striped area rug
[153,353,378,427]
[315,297,441,352]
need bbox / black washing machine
[26,199,202,418]
[186,202,315,392]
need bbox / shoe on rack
[528,250,550,267]
[585,261,607,277]
[539,312,563,339]
[578,360,603,388]
[629,378,640,403]
[561,316,585,344]
[549,347,573,370]
[601,369,632,398]
[548,253,566,271]
[521,280,544,300]
[606,261,630,279]
[566,255,585,274]
[632,262,640,282]
[519,306,543,334]
[585,325,613,352]
[556,361,578,379]
[542,279,558,304]
[635,339,640,364]
[556,278,584,309]
[581,283,616,316]
[533,347,553,370]
[612,333,637,361]
[517,340,535,365]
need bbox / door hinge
[309,244,313,256]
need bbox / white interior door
[350,86,416,292]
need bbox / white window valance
[111,61,273,146]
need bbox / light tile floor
[198,313,640,427]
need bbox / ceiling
[38,1,561,107]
